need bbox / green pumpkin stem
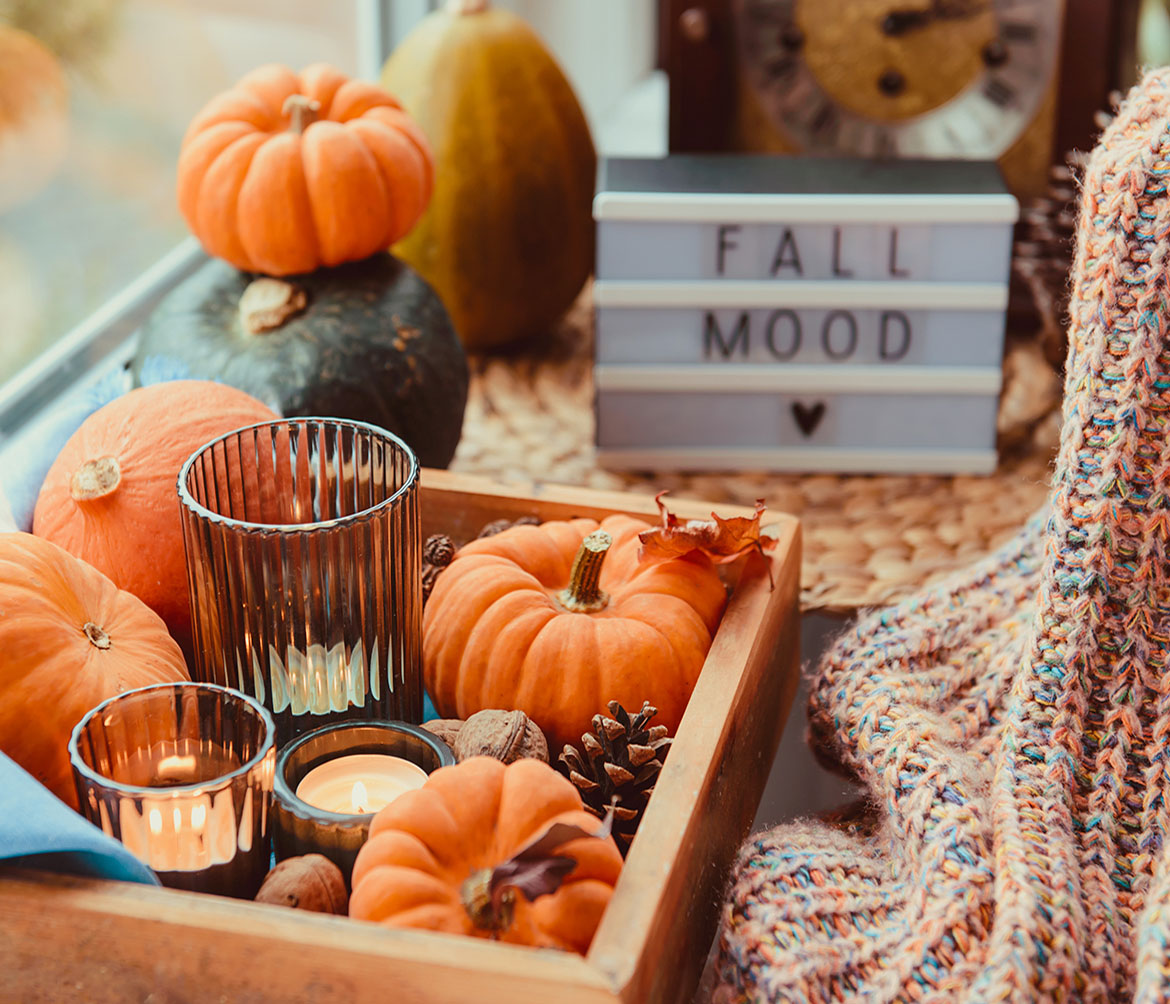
[283,94,321,134]
[559,530,612,613]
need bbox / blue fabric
[0,752,159,885]
[423,691,438,722]
[135,355,196,386]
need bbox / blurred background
[0,0,663,385]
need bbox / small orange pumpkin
[350,756,622,951]
[32,381,278,649]
[177,63,433,276]
[0,532,189,807]
[423,516,727,753]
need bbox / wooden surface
[0,471,801,1004]
[590,520,800,1003]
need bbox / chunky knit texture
[716,69,1170,1004]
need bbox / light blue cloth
[422,691,438,722]
[0,752,159,885]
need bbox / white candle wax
[295,754,428,815]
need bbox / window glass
[0,0,358,382]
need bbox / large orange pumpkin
[177,63,433,276]
[32,381,278,649]
[350,756,622,952]
[0,532,189,807]
[0,26,68,215]
[423,516,727,752]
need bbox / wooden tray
[0,469,801,1004]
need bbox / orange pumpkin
[177,63,433,276]
[0,26,68,215]
[32,381,278,649]
[0,532,189,807]
[350,756,622,951]
[423,516,727,753]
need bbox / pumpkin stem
[446,0,490,13]
[461,868,515,936]
[283,94,321,134]
[83,622,111,650]
[461,815,610,934]
[239,277,308,334]
[70,457,121,502]
[558,530,612,613]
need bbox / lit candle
[294,753,428,815]
[271,721,455,885]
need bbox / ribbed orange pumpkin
[177,63,433,276]
[350,756,622,951]
[32,381,278,649]
[423,516,727,752]
[0,532,189,808]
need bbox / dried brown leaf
[637,491,778,566]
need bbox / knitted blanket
[716,69,1170,1004]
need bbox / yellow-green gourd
[381,0,597,351]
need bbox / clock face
[735,0,1062,158]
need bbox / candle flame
[156,754,197,779]
[351,780,369,814]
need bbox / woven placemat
[451,290,1056,615]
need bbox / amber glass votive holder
[272,721,454,886]
[68,682,276,899]
[178,417,422,746]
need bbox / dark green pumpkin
[133,254,468,468]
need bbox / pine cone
[1009,96,1118,373]
[559,700,671,855]
[421,533,456,604]
[421,520,539,605]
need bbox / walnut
[453,709,548,764]
[255,854,347,914]
[421,718,465,748]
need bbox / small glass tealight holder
[272,721,454,886]
[69,682,276,899]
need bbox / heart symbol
[791,401,826,437]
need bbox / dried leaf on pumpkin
[483,811,616,910]
[637,491,778,567]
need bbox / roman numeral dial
[734,0,1060,161]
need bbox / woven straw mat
[450,288,1056,616]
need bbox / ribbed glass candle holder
[178,418,422,745]
[69,682,276,898]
